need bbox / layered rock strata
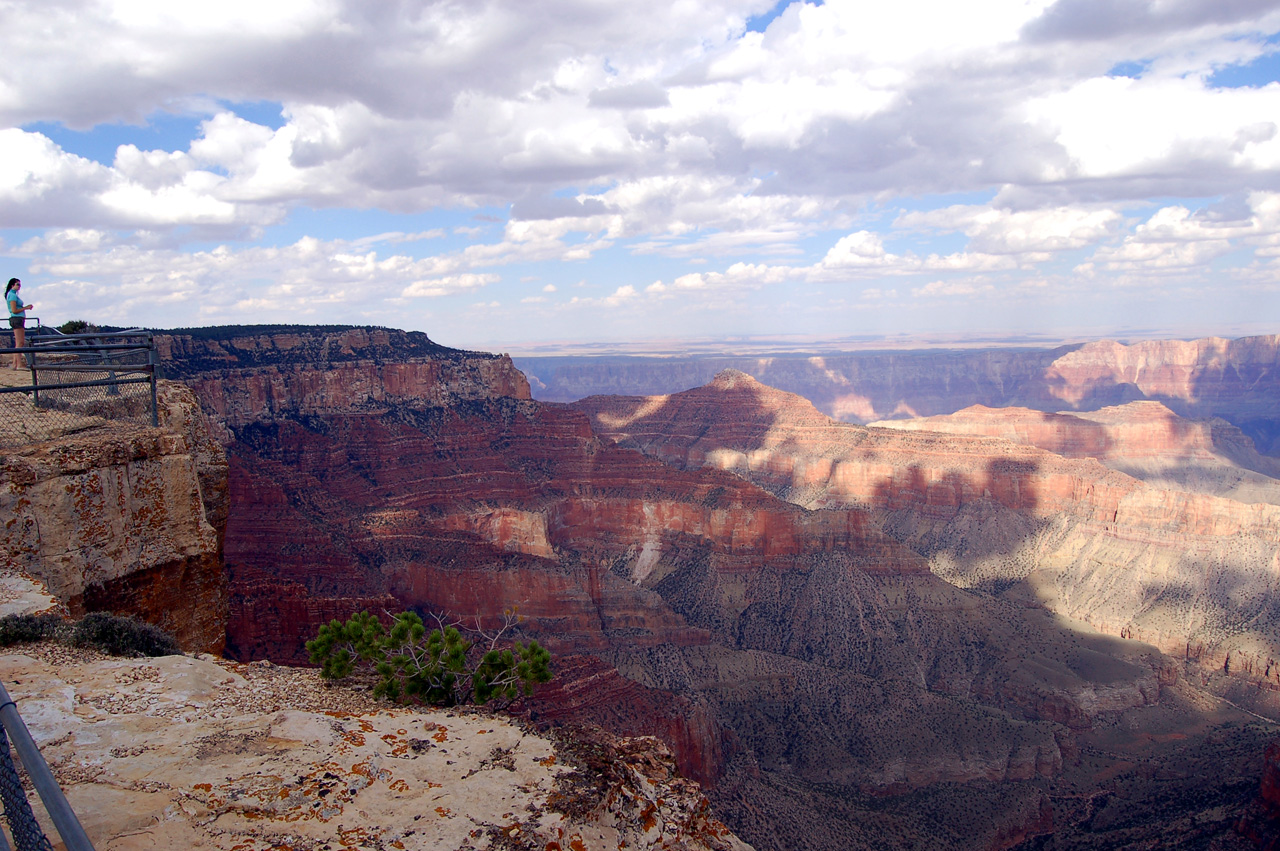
[166,327,1224,851]
[520,333,1280,454]
[0,381,228,652]
[572,371,1280,693]
[872,401,1280,505]
[158,325,531,433]
[205,355,1156,735]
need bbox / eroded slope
[166,328,1265,851]
[572,370,1280,696]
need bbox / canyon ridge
[4,326,1280,850]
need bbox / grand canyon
[6,326,1280,850]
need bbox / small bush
[307,609,552,708]
[57,319,94,334]
[0,613,67,646]
[71,612,181,658]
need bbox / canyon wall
[871,401,1280,505]
[158,325,531,433]
[0,381,228,652]
[7,324,1273,850]
[160,326,1229,851]
[519,333,1280,454]
[572,371,1280,691]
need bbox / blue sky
[2,0,1280,351]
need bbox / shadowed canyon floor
[569,366,1280,847]
[129,327,1280,850]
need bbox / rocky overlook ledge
[0,373,228,652]
[1,643,750,851]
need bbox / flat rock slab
[0,570,57,618]
[0,649,749,851]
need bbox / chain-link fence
[0,326,157,449]
[0,680,93,850]
[0,724,54,851]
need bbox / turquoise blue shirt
[5,290,21,318]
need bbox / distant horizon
[494,321,1280,357]
[136,318,1279,359]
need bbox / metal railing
[0,324,159,447]
[0,680,94,850]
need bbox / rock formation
[152,326,1255,851]
[519,333,1280,454]
[872,402,1280,505]
[158,325,531,432]
[9,324,1280,850]
[572,370,1280,700]
[0,380,228,652]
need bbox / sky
[2,0,1280,352]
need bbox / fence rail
[0,680,94,850]
[0,324,159,448]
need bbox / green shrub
[71,612,181,658]
[0,613,67,646]
[307,609,552,708]
[57,319,94,334]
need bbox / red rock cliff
[158,327,530,435]
[168,328,1192,851]
[873,402,1280,505]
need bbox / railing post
[0,681,95,851]
[148,333,159,427]
[23,319,39,409]
[149,366,158,427]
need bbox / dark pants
[9,317,27,367]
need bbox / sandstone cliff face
[519,333,1280,454]
[572,371,1280,696]
[0,381,228,652]
[1042,336,1280,420]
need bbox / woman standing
[6,278,33,369]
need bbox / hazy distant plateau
[516,334,1280,456]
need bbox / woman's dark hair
[4,279,18,296]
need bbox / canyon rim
[3,326,1280,849]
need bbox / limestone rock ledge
[0,648,750,851]
[0,382,228,652]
